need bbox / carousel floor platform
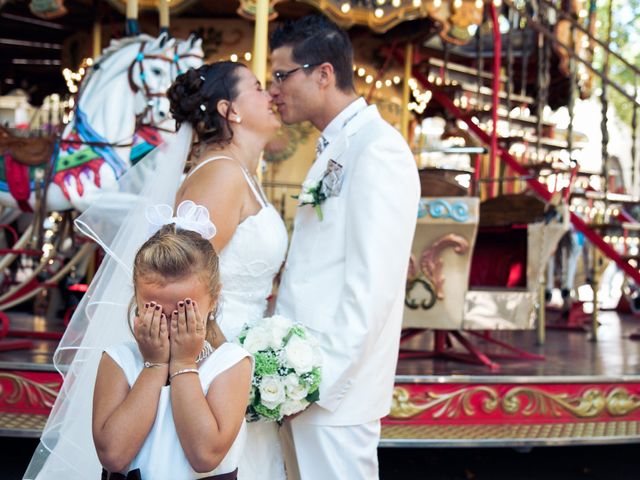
[383,310,640,447]
[1,311,640,447]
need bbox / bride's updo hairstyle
[167,61,247,146]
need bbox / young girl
[92,223,252,480]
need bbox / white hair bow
[145,200,217,240]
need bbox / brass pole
[252,0,269,87]
[401,42,413,142]
[92,20,101,58]
[126,0,139,36]
[252,0,270,183]
[159,0,170,33]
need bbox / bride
[168,63,288,479]
[24,61,288,480]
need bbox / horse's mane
[96,34,159,67]
[76,34,163,106]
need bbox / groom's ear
[317,62,335,90]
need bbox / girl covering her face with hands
[92,224,252,480]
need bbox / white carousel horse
[0,33,203,213]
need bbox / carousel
[0,0,640,449]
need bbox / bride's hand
[134,301,170,364]
[169,298,205,369]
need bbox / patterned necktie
[316,135,329,157]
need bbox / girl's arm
[169,298,251,473]
[92,354,168,473]
[170,357,252,473]
[92,304,170,473]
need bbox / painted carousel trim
[388,384,640,422]
[419,199,470,222]
[0,372,61,412]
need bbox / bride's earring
[234,115,242,124]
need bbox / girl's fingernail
[155,305,161,311]
[178,301,184,308]
[173,310,178,316]
[145,303,149,308]
[185,299,191,305]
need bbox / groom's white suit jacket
[277,100,420,426]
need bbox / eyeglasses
[272,63,321,84]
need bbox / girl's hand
[134,302,169,364]
[169,298,206,370]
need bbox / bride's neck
[199,130,265,174]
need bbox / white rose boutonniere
[292,179,327,221]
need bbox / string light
[341,3,351,13]
[62,57,92,94]
[374,8,384,17]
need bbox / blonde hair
[131,224,220,344]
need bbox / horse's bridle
[127,41,204,129]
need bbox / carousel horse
[0,33,203,214]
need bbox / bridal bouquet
[237,315,322,422]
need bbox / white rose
[298,193,314,204]
[284,335,315,374]
[302,179,320,191]
[242,327,270,354]
[266,315,293,349]
[280,398,310,417]
[259,375,286,410]
[286,380,309,401]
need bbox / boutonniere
[294,160,345,221]
[293,179,327,221]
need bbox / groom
[270,15,420,480]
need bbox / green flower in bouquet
[254,351,279,377]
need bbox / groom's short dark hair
[269,14,355,93]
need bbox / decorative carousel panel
[404,197,479,330]
[299,0,485,38]
[387,382,640,424]
[463,289,537,330]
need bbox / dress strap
[237,166,267,208]
[187,155,267,207]
[186,155,235,179]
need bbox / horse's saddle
[0,127,54,166]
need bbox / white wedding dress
[186,157,289,480]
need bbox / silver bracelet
[169,368,199,381]
[143,361,168,368]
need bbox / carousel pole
[252,0,269,87]
[126,0,140,36]
[159,0,169,35]
[92,0,101,59]
[252,0,270,183]
[401,42,414,143]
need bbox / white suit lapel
[303,105,380,184]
